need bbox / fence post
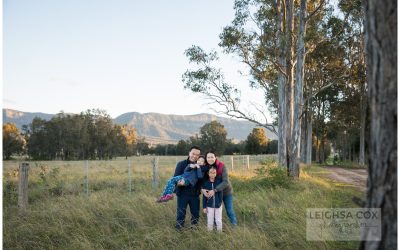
[247,155,250,169]
[86,160,89,197]
[231,156,234,171]
[18,163,29,211]
[152,157,159,188]
[128,158,132,195]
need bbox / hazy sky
[4,0,268,119]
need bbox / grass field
[3,156,364,249]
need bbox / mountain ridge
[3,108,277,144]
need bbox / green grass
[324,156,367,169]
[4,157,364,249]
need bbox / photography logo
[306,208,381,241]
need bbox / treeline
[18,109,137,160]
[3,110,278,160]
[150,132,278,156]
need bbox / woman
[202,151,238,226]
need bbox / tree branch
[305,0,325,23]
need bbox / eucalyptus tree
[361,0,396,248]
[307,0,366,164]
[338,0,366,165]
[183,0,325,177]
[305,27,348,163]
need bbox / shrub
[3,180,18,205]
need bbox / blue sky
[4,0,268,119]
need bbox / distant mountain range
[3,109,277,144]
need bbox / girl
[202,166,223,231]
[157,155,206,203]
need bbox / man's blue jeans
[223,194,238,225]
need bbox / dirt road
[322,166,368,192]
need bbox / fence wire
[3,155,277,201]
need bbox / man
[173,146,201,230]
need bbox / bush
[253,160,291,189]
[267,167,291,188]
[3,180,18,205]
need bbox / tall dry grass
[4,156,363,249]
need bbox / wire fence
[3,154,277,205]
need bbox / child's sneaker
[156,194,174,203]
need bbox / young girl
[157,156,206,203]
[202,166,223,232]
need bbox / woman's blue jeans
[223,194,238,225]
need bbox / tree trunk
[303,85,313,165]
[289,0,306,177]
[348,140,351,161]
[360,0,397,248]
[300,113,307,163]
[359,83,367,165]
[320,139,325,164]
[314,135,319,163]
[306,109,313,164]
[285,0,298,177]
[318,143,321,164]
[277,0,287,168]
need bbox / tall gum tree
[183,0,326,177]
[361,0,397,248]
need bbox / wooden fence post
[231,156,234,171]
[152,157,159,188]
[86,160,89,197]
[247,155,250,169]
[18,163,29,211]
[128,159,132,195]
